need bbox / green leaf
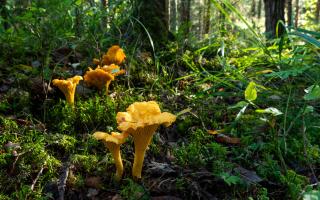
[303,106,314,114]
[75,0,83,6]
[219,172,242,186]
[303,190,320,200]
[255,107,283,116]
[289,31,320,48]
[304,85,320,101]
[245,82,257,101]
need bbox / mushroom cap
[93,131,128,145]
[83,66,115,90]
[116,101,176,132]
[52,75,83,95]
[102,45,126,65]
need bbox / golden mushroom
[116,101,176,179]
[102,45,126,65]
[93,131,129,181]
[52,75,82,105]
[84,65,125,95]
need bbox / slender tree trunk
[180,0,191,36]
[170,0,177,32]
[294,0,299,28]
[0,0,9,29]
[258,0,262,19]
[250,0,256,16]
[316,0,320,23]
[264,0,285,38]
[220,3,226,37]
[287,0,293,26]
[199,0,204,37]
[203,0,211,34]
[75,7,82,37]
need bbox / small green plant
[120,179,150,200]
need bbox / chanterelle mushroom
[52,75,82,105]
[93,131,129,181]
[116,101,176,179]
[102,45,126,65]
[84,65,125,95]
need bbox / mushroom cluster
[93,101,176,180]
[51,45,126,104]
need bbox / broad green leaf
[245,82,257,101]
[304,85,320,101]
[255,107,283,116]
[303,190,320,200]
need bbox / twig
[31,161,46,191]
[58,161,71,200]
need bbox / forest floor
[0,41,320,200]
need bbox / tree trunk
[316,0,320,23]
[258,0,262,19]
[294,0,299,28]
[203,0,211,34]
[75,7,82,37]
[134,0,169,48]
[180,0,191,35]
[169,0,177,32]
[287,0,293,26]
[264,0,285,38]
[0,0,9,29]
[251,0,256,16]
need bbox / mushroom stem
[131,125,159,179]
[108,144,123,181]
[105,80,111,95]
[65,91,75,105]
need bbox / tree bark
[180,0,191,36]
[294,0,299,28]
[134,0,169,48]
[287,0,293,27]
[250,0,256,16]
[316,0,320,23]
[0,0,9,29]
[203,0,211,34]
[264,0,285,39]
[258,0,262,19]
[169,0,177,32]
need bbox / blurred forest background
[0,0,320,199]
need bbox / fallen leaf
[207,129,224,135]
[215,134,240,145]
